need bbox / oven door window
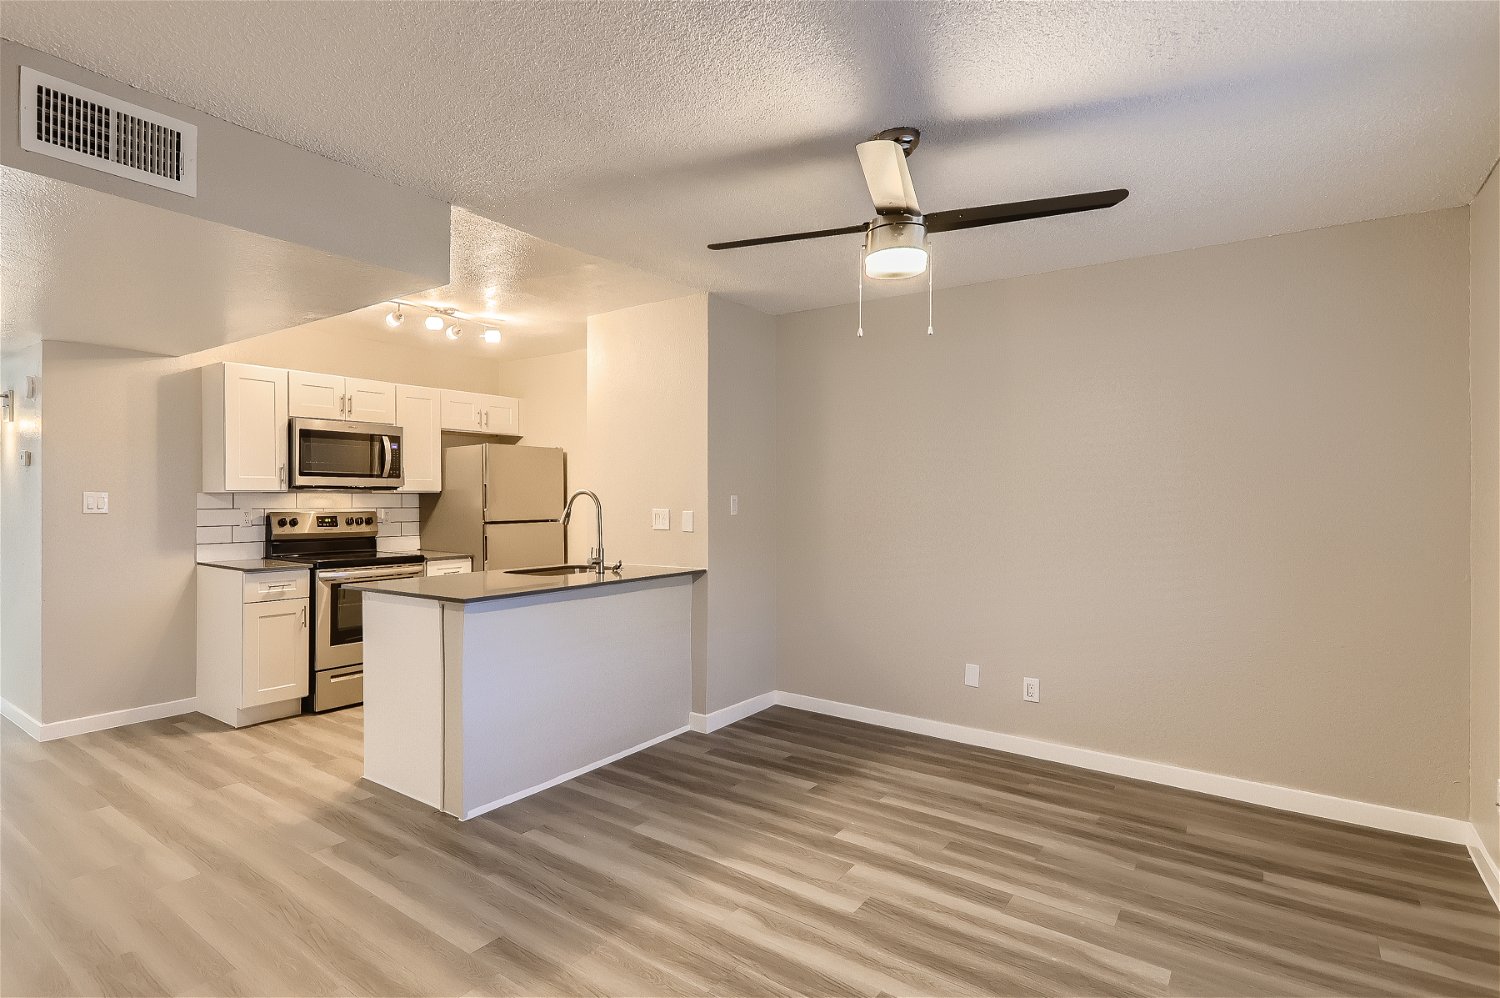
[328,581,364,648]
[297,427,383,479]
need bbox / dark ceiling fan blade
[925,189,1129,234]
[707,222,868,251]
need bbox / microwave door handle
[381,435,394,479]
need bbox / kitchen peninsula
[351,566,703,819]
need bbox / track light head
[483,328,501,345]
[445,324,463,340]
[384,305,404,328]
[424,315,445,331]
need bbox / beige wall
[495,349,591,555]
[776,209,1471,818]
[27,327,503,725]
[585,295,709,569]
[1472,166,1500,858]
[706,297,778,713]
[0,345,43,720]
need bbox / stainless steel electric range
[265,510,424,712]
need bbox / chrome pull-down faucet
[561,490,621,574]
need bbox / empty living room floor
[2,706,1494,997]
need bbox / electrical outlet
[964,663,980,687]
[1023,677,1040,703]
[651,508,670,530]
[730,494,740,516]
[240,508,258,528]
[681,510,694,532]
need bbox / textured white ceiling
[296,207,691,361]
[3,1,1496,315]
[0,168,438,356]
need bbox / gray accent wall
[775,208,1472,818]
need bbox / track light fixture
[382,300,506,345]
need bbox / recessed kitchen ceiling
[296,207,692,361]
[2,1,1495,315]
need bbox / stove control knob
[361,516,372,525]
[289,517,299,528]
[345,516,354,525]
[277,517,288,527]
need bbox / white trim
[776,692,1471,845]
[0,698,43,740]
[460,725,689,820]
[0,696,197,742]
[1466,826,1500,910]
[690,690,778,733]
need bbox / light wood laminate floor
[2,706,1495,997]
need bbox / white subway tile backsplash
[197,541,266,564]
[197,509,243,527]
[195,488,421,563]
[297,493,353,510]
[235,491,287,509]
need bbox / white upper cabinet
[396,383,442,493]
[440,389,522,436]
[347,377,397,423]
[203,362,288,493]
[288,370,396,424]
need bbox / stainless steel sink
[504,564,605,577]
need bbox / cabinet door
[346,377,397,424]
[221,363,288,492]
[478,395,520,436]
[242,598,309,707]
[287,370,346,420]
[396,384,442,493]
[439,390,482,432]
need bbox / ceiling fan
[707,127,1129,280]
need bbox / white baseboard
[775,692,1472,845]
[1,696,198,742]
[0,698,43,739]
[690,690,778,733]
[1467,827,1500,910]
[460,725,690,820]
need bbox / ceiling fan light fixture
[864,217,928,280]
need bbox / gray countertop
[198,550,471,573]
[349,565,704,605]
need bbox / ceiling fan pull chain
[856,241,865,338]
[926,241,934,337]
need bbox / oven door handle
[318,565,425,583]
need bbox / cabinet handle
[279,463,286,488]
[301,606,308,628]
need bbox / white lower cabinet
[197,566,310,727]
[425,557,472,577]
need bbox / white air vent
[19,67,197,196]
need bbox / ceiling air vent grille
[19,67,197,196]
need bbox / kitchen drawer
[314,667,364,711]
[425,557,472,577]
[242,570,310,603]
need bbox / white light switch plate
[730,494,739,516]
[83,491,110,514]
[651,508,670,530]
[964,663,980,687]
[681,510,694,532]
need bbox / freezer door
[483,445,565,522]
[484,522,565,572]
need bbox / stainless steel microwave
[289,417,404,489]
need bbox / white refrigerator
[419,444,566,571]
